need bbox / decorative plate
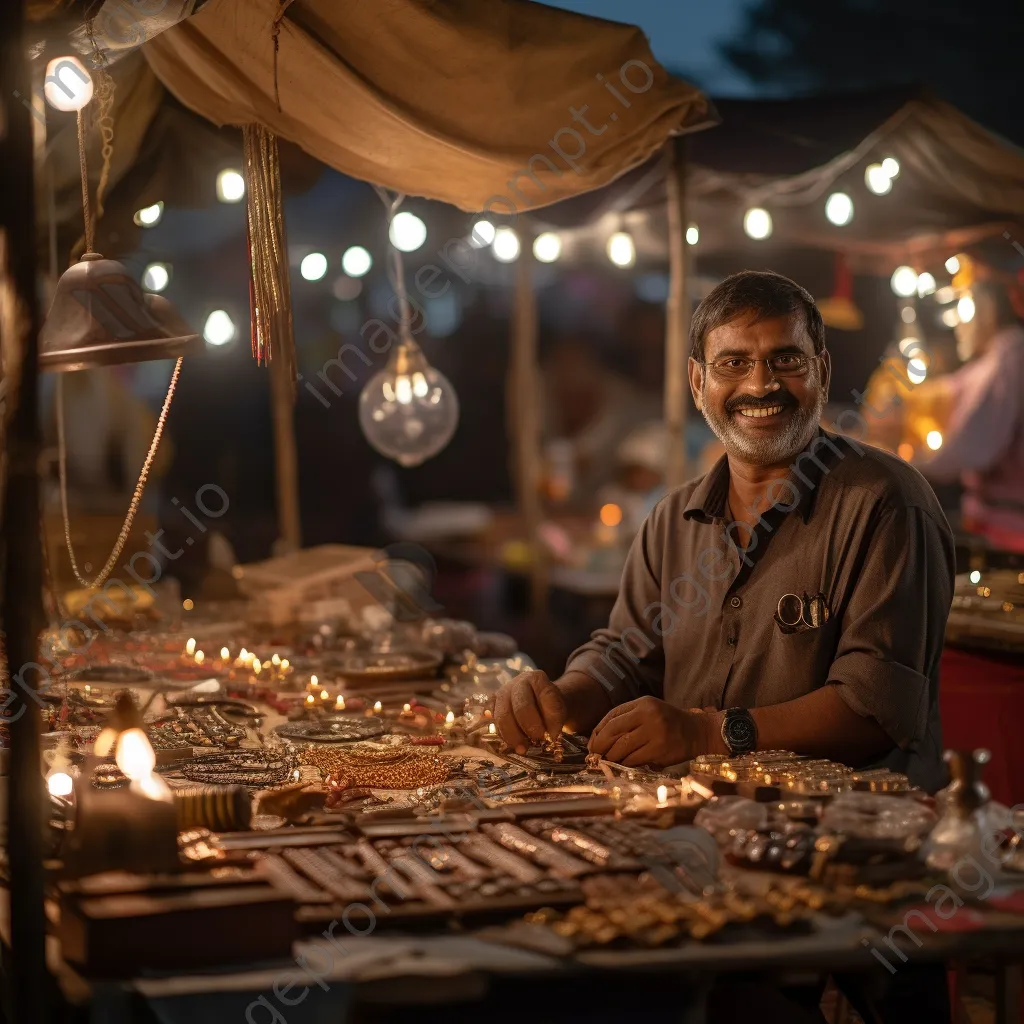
[273,716,388,743]
[332,649,443,683]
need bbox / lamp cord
[56,358,183,588]
[76,109,95,255]
[373,186,416,345]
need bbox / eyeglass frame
[697,351,823,382]
[775,592,831,632]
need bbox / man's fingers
[533,677,567,737]
[494,686,530,752]
[603,730,644,765]
[510,684,547,746]
[620,742,661,768]
[590,709,641,755]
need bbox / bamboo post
[664,135,690,491]
[268,354,302,553]
[509,233,547,615]
[0,2,50,1018]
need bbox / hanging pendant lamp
[40,253,203,372]
[40,56,202,373]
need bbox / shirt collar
[682,429,840,524]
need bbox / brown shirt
[567,431,955,791]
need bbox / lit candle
[402,703,412,714]
[309,674,318,692]
[445,710,455,728]
[488,722,496,735]
[185,638,197,657]
[194,650,205,665]
[320,689,329,701]
[252,659,262,674]
[281,658,290,670]
[373,700,383,714]
[239,648,249,661]
[220,647,230,661]
[335,694,346,710]
[656,784,669,806]
[84,684,91,695]
[271,653,281,666]
[306,694,315,705]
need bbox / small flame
[306,694,315,704]
[336,694,346,710]
[488,723,496,735]
[656,784,669,805]
[185,638,197,656]
[403,703,412,713]
[320,689,329,700]
[220,647,230,660]
[194,650,205,665]
[373,700,383,713]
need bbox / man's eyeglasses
[700,353,815,382]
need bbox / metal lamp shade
[40,253,204,372]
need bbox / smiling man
[495,270,955,791]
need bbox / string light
[607,231,636,267]
[533,232,562,263]
[216,169,245,203]
[492,227,521,263]
[890,266,918,298]
[141,263,170,293]
[825,193,854,226]
[203,310,236,346]
[743,208,772,240]
[916,272,936,297]
[926,430,943,450]
[342,246,373,278]
[389,211,427,252]
[300,253,328,281]
[945,256,960,275]
[881,157,900,178]
[957,296,976,323]
[43,56,93,111]
[864,163,893,195]
[686,224,699,245]
[470,220,496,248]
[134,201,164,227]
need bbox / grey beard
[700,379,827,466]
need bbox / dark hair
[689,270,826,360]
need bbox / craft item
[481,823,590,879]
[178,750,295,789]
[459,834,544,884]
[305,746,451,790]
[280,848,368,902]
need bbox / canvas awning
[529,88,1024,271]
[141,0,715,213]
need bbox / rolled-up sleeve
[565,508,667,707]
[829,503,954,749]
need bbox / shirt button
[730,596,742,609]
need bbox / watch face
[724,710,756,753]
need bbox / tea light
[656,784,669,807]
[320,689,330,701]
[220,647,230,661]
[335,694,346,711]
[306,694,315,705]
[185,638,197,657]
[194,650,205,665]
[309,674,319,692]
[373,700,383,714]
[403,703,412,714]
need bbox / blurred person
[498,270,953,796]
[913,269,1024,553]
[540,335,649,505]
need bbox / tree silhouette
[721,0,1024,143]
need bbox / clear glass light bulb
[359,345,459,467]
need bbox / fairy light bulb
[44,56,94,111]
[359,343,459,467]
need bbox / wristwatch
[721,707,758,756]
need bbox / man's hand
[589,696,712,767]
[493,670,568,753]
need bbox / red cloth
[940,646,1024,807]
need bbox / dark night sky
[537,0,754,94]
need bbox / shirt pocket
[764,620,838,702]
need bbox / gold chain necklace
[302,746,451,789]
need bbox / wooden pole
[664,136,691,491]
[509,234,547,615]
[0,1,50,1018]
[268,353,302,553]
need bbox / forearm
[555,670,615,734]
[700,686,894,766]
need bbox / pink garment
[922,324,1024,552]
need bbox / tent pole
[0,1,50,1019]
[664,135,690,491]
[510,234,547,616]
[269,356,302,553]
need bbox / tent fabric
[142,0,714,214]
[531,88,1024,269]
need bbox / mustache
[725,390,798,414]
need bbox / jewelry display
[274,717,387,744]
[303,745,452,791]
[176,751,296,789]
[173,785,254,832]
[480,823,591,879]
